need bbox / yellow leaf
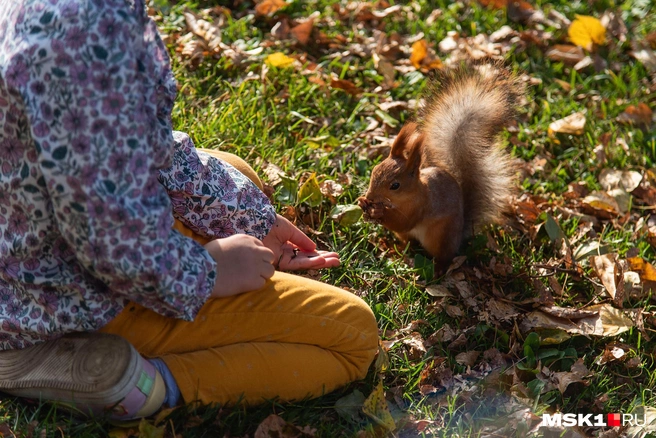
[265,52,295,68]
[138,419,165,438]
[362,381,396,431]
[628,257,656,282]
[298,173,323,207]
[568,15,606,51]
[108,427,138,438]
[410,40,428,69]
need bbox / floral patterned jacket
[0,0,276,350]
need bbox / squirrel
[357,62,523,267]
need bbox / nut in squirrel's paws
[357,197,386,223]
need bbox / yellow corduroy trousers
[100,150,379,406]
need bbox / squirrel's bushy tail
[419,62,522,231]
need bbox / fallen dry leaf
[455,351,481,367]
[538,305,599,320]
[598,169,643,192]
[582,191,620,218]
[568,15,606,51]
[409,39,443,71]
[362,381,396,431]
[402,332,428,360]
[410,40,428,69]
[330,78,362,96]
[0,424,16,438]
[255,0,286,17]
[617,103,653,126]
[596,343,628,365]
[425,324,457,345]
[425,284,454,297]
[627,257,656,291]
[631,41,656,73]
[254,414,316,438]
[546,44,585,65]
[590,253,622,301]
[625,406,656,437]
[265,52,295,67]
[291,18,314,45]
[184,12,222,51]
[521,304,635,337]
[548,111,586,136]
[552,358,591,393]
[486,299,521,322]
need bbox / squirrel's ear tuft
[390,122,420,158]
[391,122,424,173]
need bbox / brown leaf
[402,332,427,360]
[261,162,287,186]
[582,191,620,218]
[419,358,453,392]
[455,351,481,367]
[447,333,468,350]
[507,0,537,23]
[445,304,464,318]
[590,253,622,301]
[373,53,395,89]
[486,299,520,322]
[290,18,314,45]
[514,198,541,225]
[255,0,286,17]
[478,0,509,8]
[425,284,453,298]
[0,424,16,438]
[552,358,590,394]
[521,304,635,337]
[254,414,316,438]
[184,12,222,52]
[596,343,628,365]
[538,305,598,319]
[425,324,456,345]
[617,103,653,126]
[330,78,362,96]
[179,36,206,67]
[546,44,585,65]
[271,19,290,40]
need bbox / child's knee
[343,296,379,378]
[197,149,263,190]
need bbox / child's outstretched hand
[262,214,340,271]
[204,234,275,297]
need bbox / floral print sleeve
[0,0,249,350]
[160,132,276,240]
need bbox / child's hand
[204,234,275,297]
[262,215,341,271]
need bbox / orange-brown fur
[358,63,523,267]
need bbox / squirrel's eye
[390,182,400,190]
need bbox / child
[0,0,378,420]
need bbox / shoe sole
[0,333,141,413]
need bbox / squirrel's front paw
[357,197,385,222]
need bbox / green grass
[3,0,656,436]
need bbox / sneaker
[0,332,165,421]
